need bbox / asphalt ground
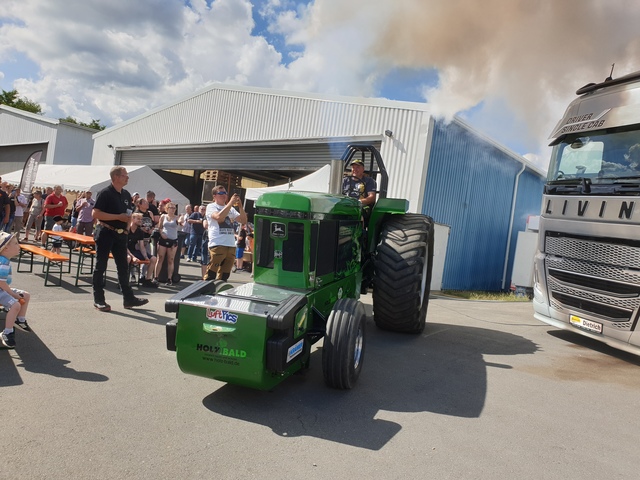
[1,258,639,479]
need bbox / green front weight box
[173,283,308,391]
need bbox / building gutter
[501,163,526,290]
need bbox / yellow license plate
[570,315,603,334]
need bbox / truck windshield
[548,127,640,182]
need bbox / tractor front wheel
[322,298,366,389]
[373,214,434,334]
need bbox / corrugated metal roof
[0,105,59,126]
[92,84,433,210]
[94,86,429,146]
[94,83,430,139]
[1,106,96,167]
[0,108,58,146]
[92,84,546,292]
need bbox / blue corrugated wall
[421,119,545,291]
[503,169,546,288]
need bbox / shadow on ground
[202,320,539,450]
[0,328,109,387]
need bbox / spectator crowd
[0,173,255,348]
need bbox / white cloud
[269,9,304,38]
[265,0,394,97]
[0,0,283,124]
[1,0,639,163]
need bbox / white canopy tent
[1,165,189,208]
[245,164,332,201]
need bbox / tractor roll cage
[341,144,388,200]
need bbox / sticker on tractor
[271,222,286,238]
[286,339,304,362]
[206,308,238,324]
[196,343,247,358]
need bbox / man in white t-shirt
[204,185,247,281]
[11,187,27,234]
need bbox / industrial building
[2,83,545,291]
[0,105,96,172]
[91,84,545,291]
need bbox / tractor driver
[342,158,377,216]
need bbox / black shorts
[131,249,149,262]
[158,237,178,248]
[52,240,62,248]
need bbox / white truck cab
[533,70,640,356]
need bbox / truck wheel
[322,298,366,389]
[373,214,434,333]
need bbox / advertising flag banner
[19,150,42,192]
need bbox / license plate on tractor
[570,315,603,334]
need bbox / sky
[1,0,640,172]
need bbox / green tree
[0,90,19,105]
[60,115,78,124]
[82,119,106,131]
[2,89,106,129]
[0,89,42,114]
[60,116,106,131]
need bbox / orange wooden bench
[18,244,70,286]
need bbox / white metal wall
[54,124,95,165]
[0,106,58,164]
[93,85,432,212]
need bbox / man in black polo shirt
[92,166,148,312]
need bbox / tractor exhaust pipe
[329,159,344,195]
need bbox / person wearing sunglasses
[92,167,148,312]
[203,185,246,281]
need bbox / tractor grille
[545,232,640,329]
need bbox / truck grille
[545,233,640,327]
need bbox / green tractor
[165,144,434,390]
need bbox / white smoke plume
[279,0,640,165]
[2,0,639,169]
[374,0,640,155]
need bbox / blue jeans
[200,234,209,266]
[187,233,202,260]
[3,214,15,233]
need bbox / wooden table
[42,230,96,286]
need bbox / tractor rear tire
[322,298,366,389]
[373,214,434,334]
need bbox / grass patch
[441,290,531,302]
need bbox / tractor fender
[366,197,409,254]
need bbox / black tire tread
[322,298,366,389]
[372,214,434,333]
